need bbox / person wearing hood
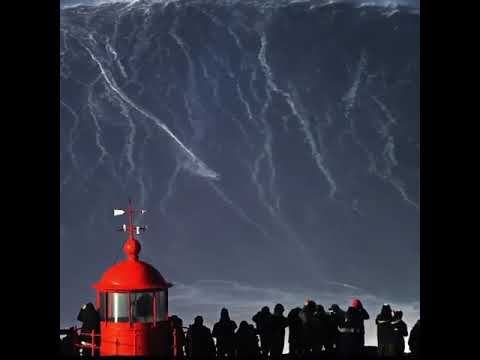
[252,306,273,359]
[77,303,100,356]
[328,304,345,352]
[351,299,369,348]
[338,306,363,358]
[287,307,303,359]
[235,321,260,360]
[376,304,393,357]
[270,304,288,358]
[212,308,237,359]
[390,310,408,356]
[186,316,215,359]
[408,319,420,357]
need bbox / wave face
[60,0,419,327]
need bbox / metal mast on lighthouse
[114,199,147,260]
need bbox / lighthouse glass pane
[107,293,129,323]
[155,291,167,321]
[132,292,154,323]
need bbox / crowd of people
[172,299,420,359]
[60,298,421,359]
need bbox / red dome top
[93,237,171,291]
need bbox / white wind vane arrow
[113,209,126,216]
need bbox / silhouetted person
[351,299,369,349]
[408,319,420,357]
[328,304,345,352]
[287,307,303,359]
[212,308,237,359]
[338,306,363,358]
[235,321,260,360]
[77,303,100,356]
[252,306,273,359]
[186,316,215,359]
[313,304,330,355]
[60,327,80,356]
[376,304,393,357]
[169,315,186,359]
[270,304,288,358]
[299,300,318,356]
[250,324,261,356]
[391,311,408,357]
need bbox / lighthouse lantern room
[93,200,172,356]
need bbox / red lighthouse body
[93,202,172,356]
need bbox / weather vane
[113,198,147,238]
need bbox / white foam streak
[160,162,182,213]
[60,99,80,170]
[285,85,338,198]
[83,41,219,180]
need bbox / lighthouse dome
[94,258,170,292]
[93,236,170,291]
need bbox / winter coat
[212,318,237,354]
[391,319,408,356]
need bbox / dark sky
[60,0,419,350]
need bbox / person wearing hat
[338,306,363,358]
[351,299,370,349]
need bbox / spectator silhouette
[376,304,393,357]
[270,304,288,358]
[299,300,318,356]
[235,321,260,360]
[313,304,330,355]
[252,306,273,359]
[186,316,215,360]
[408,319,420,357]
[338,306,363,358]
[249,324,261,356]
[287,307,303,359]
[169,315,186,359]
[212,308,237,359]
[328,304,345,352]
[391,311,408,357]
[351,299,369,348]
[77,303,100,356]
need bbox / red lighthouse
[93,200,172,356]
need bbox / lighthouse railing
[72,328,101,356]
